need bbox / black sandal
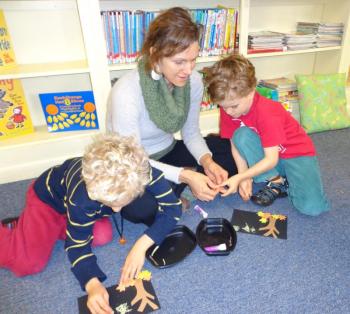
[251,180,288,207]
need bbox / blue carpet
[1,129,349,313]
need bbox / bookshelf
[0,0,349,184]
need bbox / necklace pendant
[119,237,126,245]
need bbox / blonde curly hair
[82,133,150,206]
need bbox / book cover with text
[39,91,99,132]
[0,79,34,140]
[0,10,17,68]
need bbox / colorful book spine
[100,7,239,63]
[0,79,34,139]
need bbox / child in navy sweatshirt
[0,133,182,314]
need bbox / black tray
[146,225,196,268]
[196,218,237,256]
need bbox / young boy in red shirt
[203,54,329,216]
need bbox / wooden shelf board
[108,56,227,71]
[246,46,342,58]
[0,125,99,150]
[0,60,89,79]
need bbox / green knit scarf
[138,57,191,133]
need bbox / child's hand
[85,277,113,314]
[119,235,153,286]
[238,178,253,201]
[219,175,241,197]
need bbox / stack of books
[284,32,316,50]
[248,31,286,54]
[317,23,343,47]
[258,77,300,122]
[297,22,344,48]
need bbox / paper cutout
[116,270,158,312]
[231,209,287,239]
[115,302,132,314]
[78,270,160,313]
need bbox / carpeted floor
[0,128,349,314]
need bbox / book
[39,91,99,132]
[259,77,297,91]
[256,85,279,100]
[0,79,34,140]
[0,10,17,68]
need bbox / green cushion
[295,73,350,133]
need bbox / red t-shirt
[220,92,316,159]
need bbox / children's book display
[0,10,34,140]
[0,10,16,69]
[78,270,160,314]
[0,79,34,140]
[101,7,239,64]
[258,77,300,122]
[39,91,99,132]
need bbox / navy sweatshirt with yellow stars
[34,157,182,290]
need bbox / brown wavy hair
[141,7,200,72]
[203,54,257,103]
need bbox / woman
[107,7,237,202]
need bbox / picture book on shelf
[0,79,34,140]
[0,9,17,68]
[39,91,99,133]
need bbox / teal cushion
[295,73,350,133]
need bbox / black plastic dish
[146,225,196,268]
[196,218,237,256]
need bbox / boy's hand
[119,235,153,286]
[85,277,113,314]
[238,178,253,201]
[219,175,241,197]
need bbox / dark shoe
[1,216,19,229]
[251,179,288,207]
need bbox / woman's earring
[151,69,162,81]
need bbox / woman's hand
[238,178,253,201]
[180,169,218,201]
[200,154,228,185]
[85,278,113,314]
[119,235,154,287]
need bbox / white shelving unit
[0,0,349,184]
[0,0,111,183]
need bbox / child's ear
[149,47,156,56]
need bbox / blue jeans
[233,127,330,216]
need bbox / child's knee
[92,217,113,247]
[12,256,48,277]
[233,127,257,148]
